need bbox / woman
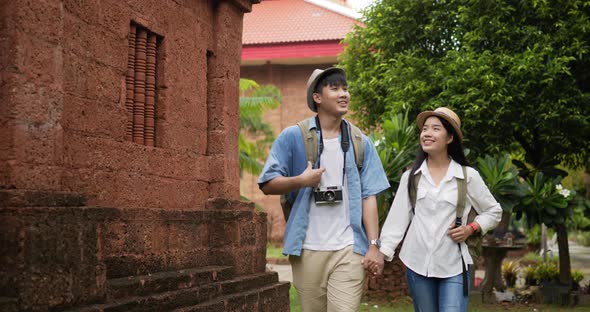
[372,107,502,312]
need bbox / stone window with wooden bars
[125,22,161,146]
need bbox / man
[258,67,389,311]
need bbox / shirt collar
[414,158,465,180]
[307,117,350,131]
[447,159,465,179]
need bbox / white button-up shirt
[379,159,502,278]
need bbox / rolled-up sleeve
[466,168,502,234]
[359,136,390,198]
[258,130,293,187]
[379,171,412,261]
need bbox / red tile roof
[243,0,362,45]
[242,40,343,61]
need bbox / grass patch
[288,286,590,311]
[290,286,300,312]
[266,244,287,259]
[375,300,590,311]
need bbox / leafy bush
[523,266,537,286]
[476,154,526,214]
[372,111,418,226]
[573,231,590,247]
[572,270,585,284]
[566,195,590,232]
[533,262,560,284]
[514,173,570,228]
[521,251,558,265]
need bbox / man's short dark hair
[314,72,347,93]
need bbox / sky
[347,0,376,10]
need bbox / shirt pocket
[416,187,427,202]
[441,190,458,209]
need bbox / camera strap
[315,115,348,186]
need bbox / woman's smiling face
[420,116,453,155]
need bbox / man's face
[313,84,350,116]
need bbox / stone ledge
[0,189,87,207]
[68,273,287,311]
[107,266,235,300]
[176,281,290,312]
[206,197,255,211]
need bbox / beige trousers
[290,245,366,312]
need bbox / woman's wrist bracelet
[468,222,478,233]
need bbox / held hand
[298,161,326,188]
[361,247,385,276]
[448,223,474,243]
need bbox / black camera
[314,186,343,204]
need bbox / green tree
[515,174,573,286]
[341,0,590,290]
[341,0,590,172]
[239,78,281,176]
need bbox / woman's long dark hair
[407,116,470,196]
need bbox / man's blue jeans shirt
[258,117,390,256]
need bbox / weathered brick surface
[0,0,289,310]
[0,207,110,310]
[0,0,246,208]
[0,206,280,310]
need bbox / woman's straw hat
[416,107,463,142]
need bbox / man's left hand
[362,246,384,276]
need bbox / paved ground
[267,240,590,286]
[266,263,292,282]
[570,240,590,286]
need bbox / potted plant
[571,270,585,291]
[523,265,537,287]
[501,260,519,288]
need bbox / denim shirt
[258,117,390,256]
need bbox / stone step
[173,281,291,312]
[0,297,18,312]
[107,266,235,300]
[68,271,282,312]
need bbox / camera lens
[325,191,335,201]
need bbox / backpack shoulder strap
[455,166,468,220]
[348,122,364,171]
[297,119,318,167]
[298,119,364,171]
[409,172,421,214]
[411,166,467,217]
